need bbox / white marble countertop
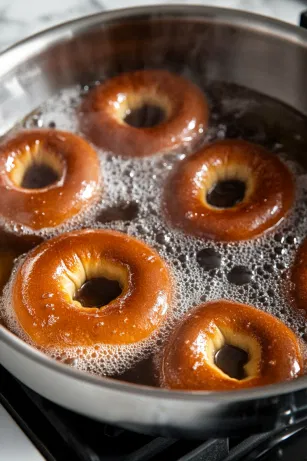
[0,0,307,53]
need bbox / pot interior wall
[1,12,307,137]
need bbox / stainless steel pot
[1,5,307,439]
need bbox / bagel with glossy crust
[158,300,303,391]
[11,229,172,348]
[164,139,294,241]
[79,69,208,157]
[0,130,100,230]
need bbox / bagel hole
[74,277,122,308]
[10,145,63,190]
[124,104,166,128]
[21,163,60,189]
[214,344,248,380]
[206,180,246,208]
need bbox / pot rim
[1,4,307,403]
[1,4,307,78]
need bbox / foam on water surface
[1,79,307,379]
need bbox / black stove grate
[1,365,307,461]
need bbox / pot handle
[300,11,307,28]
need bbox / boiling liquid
[1,78,307,385]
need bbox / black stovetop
[1,365,307,461]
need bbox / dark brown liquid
[96,202,139,224]
[208,82,307,165]
[124,104,166,128]
[206,180,246,208]
[196,248,222,271]
[114,356,157,387]
[22,163,59,189]
[214,344,248,380]
[74,277,122,308]
[227,266,253,286]
[0,229,43,254]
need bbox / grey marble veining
[0,0,306,53]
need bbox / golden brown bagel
[79,69,208,157]
[159,300,302,391]
[12,229,172,348]
[164,139,294,241]
[0,130,100,230]
[291,238,307,314]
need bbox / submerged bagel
[11,229,172,348]
[158,300,303,391]
[0,130,100,230]
[79,69,209,157]
[291,237,307,314]
[164,139,294,241]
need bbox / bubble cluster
[1,80,307,380]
